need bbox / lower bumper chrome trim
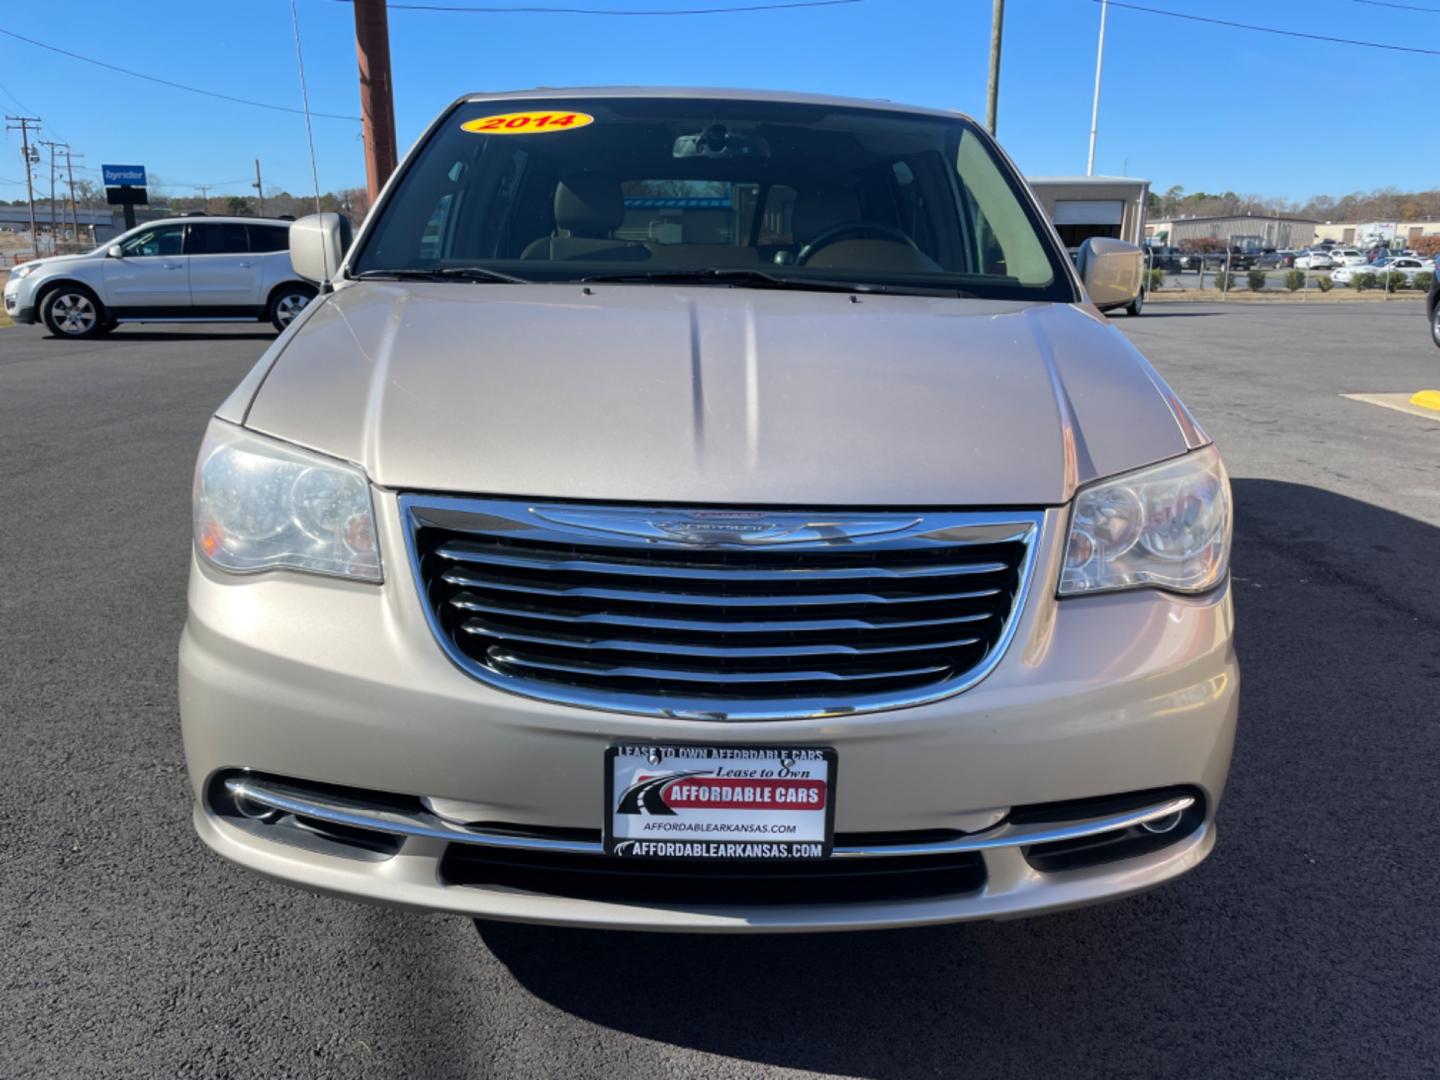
[223,775,1196,860]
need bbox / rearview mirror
[288,212,352,286]
[107,244,123,259]
[1076,237,1144,309]
[673,124,769,160]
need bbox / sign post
[102,164,148,230]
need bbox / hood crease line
[1026,309,1090,501]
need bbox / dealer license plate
[605,744,836,859]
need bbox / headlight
[9,263,38,280]
[1059,445,1230,596]
[193,421,381,582]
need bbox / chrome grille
[402,497,1042,721]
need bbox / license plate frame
[604,743,837,860]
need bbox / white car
[3,215,320,339]
[1370,256,1435,284]
[1294,250,1334,270]
[1329,263,1371,285]
[1329,248,1366,267]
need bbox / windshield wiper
[352,266,532,284]
[577,268,964,296]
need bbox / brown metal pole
[353,0,398,206]
[985,0,1004,136]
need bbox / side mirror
[107,244,123,259]
[1077,237,1144,309]
[288,212,353,286]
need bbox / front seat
[521,172,648,261]
[787,184,940,272]
[790,186,864,250]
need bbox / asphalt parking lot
[3,301,1438,1079]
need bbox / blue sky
[1,0,1434,204]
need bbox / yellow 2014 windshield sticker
[461,111,594,135]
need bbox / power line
[1350,0,1440,11]
[0,27,362,121]
[0,77,38,117]
[340,0,860,13]
[1092,0,1440,55]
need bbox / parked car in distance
[1143,244,1181,271]
[1368,256,1434,283]
[1211,246,1255,270]
[1177,247,1251,270]
[181,87,1236,933]
[1294,249,1335,270]
[1335,256,1432,286]
[3,216,320,338]
[1330,248,1366,267]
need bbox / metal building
[1026,176,1150,247]
[1145,214,1318,251]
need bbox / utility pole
[40,140,67,250]
[196,185,211,213]
[6,115,42,259]
[253,159,265,217]
[63,149,83,241]
[353,0,397,205]
[985,0,1005,136]
[1086,0,1109,176]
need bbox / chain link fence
[1142,247,1434,300]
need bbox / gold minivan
[180,88,1235,932]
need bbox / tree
[226,196,253,217]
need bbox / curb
[1410,390,1440,413]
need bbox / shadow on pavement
[1126,309,1224,318]
[94,329,277,342]
[475,479,1440,1079]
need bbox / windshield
[351,97,1075,301]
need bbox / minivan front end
[179,88,1237,932]
[181,476,1234,932]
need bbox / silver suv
[180,89,1236,932]
[4,215,317,337]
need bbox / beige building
[1312,220,1440,248]
[1026,176,1149,247]
[1145,214,1318,251]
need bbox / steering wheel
[795,221,920,266]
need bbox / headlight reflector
[1059,446,1230,596]
[193,421,381,581]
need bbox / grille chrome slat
[460,617,984,659]
[486,648,953,685]
[403,496,1043,721]
[441,569,1005,609]
[448,594,999,634]
[436,542,1009,582]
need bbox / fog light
[1140,811,1183,835]
[233,791,282,823]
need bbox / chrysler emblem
[533,507,922,547]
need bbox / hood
[241,282,1198,507]
[15,253,92,273]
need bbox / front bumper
[180,496,1238,932]
[3,280,35,323]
